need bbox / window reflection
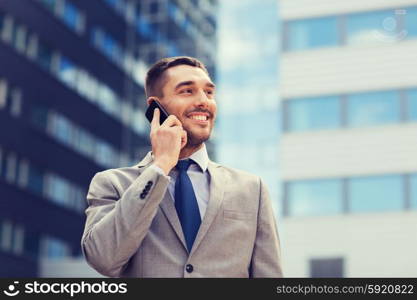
[286,17,338,51]
[411,174,417,209]
[36,42,53,71]
[347,10,394,45]
[347,90,399,127]
[406,7,417,37]
[349,175,403,213]
[408,89,417,121]
[57,55,78,88]
[287,96,340,132]
[286,179,343,217]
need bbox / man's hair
[145,56,209,98]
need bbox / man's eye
[180,89,193,94]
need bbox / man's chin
[186,131,211,147]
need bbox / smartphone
[145,100,169,124]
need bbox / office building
[0,0,217,276]
[279,0,417,277]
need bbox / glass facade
[285,174,413,217]
[408,89,417,121]
[406,7,417,37]
[346,10,392,45]
[286,179,343,216]
[287,96,340,131]
[286,17,338,51]
[284,89,416,132]
[284,7,417,51]
[349,175,403,213]
[347,90,399,127]
[411,174,417,209]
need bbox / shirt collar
[149,143,209,172]
[184,143,209,172]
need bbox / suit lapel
[136,152,187,251]
[159,191,187,250]
[190,161,225,256]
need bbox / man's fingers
[162,115,183,128]
[151,108,160,130]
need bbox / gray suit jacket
[81,152,283,278]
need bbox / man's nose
[195,90,209,106]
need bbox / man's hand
[150,108,187,175]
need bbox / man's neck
[179,143,203,159]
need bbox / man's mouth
[190,115,208,121]
[187,112,211,123]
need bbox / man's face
[152,64,217,146]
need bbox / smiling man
[81,56,283,278]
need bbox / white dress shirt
[150,144,211,219]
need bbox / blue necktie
[174,159,201,252]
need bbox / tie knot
[176,159,192,171]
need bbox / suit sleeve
[249,178,284,278]
[81,165,170,277]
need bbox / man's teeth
[190,115,207,121]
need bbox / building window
[39,0,58,13]
[77,130,95,158]
[23,230,40,259]
[0,220,13,251]
[57,55,78,88]
[5,152,17,184]
[310,257,344,277]
[30,104,48,130]
[41,236,70,259]
[45,173,71,207]
[27,164,44,196]
[285,17,338,51]
[347,90,399,128]
[286,96,340,132]
[49,112,73,145]
[407,89,417,121]
[96,142,117,167]
[406,7,417,38]
[0,220,24,255]
[285,179,343,217]
[10,88,22,117]
[36,41,53,71]
[0,79,7,109]
[349,175,404,213]
[11,23,28,53]
[346,10,395,45]
[17,158,29,188]
[62,1,82,32]
[411,174,417,209]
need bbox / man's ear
[147,97,158,106]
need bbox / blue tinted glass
[28,166,44,196]
[37,43,52,70]
[406,7,417,37]
[63,2,78,30]
[349,175,404,213]
[103,35,115,57]
[58,56,77,86]
[287,17,338,50]
[347,10,393,45]
[347,91,399,127]
[287,179,343,216]
[41,0,56,11]
[408,89,417,120]
[287,96,340,131]
[411,174,417,209]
